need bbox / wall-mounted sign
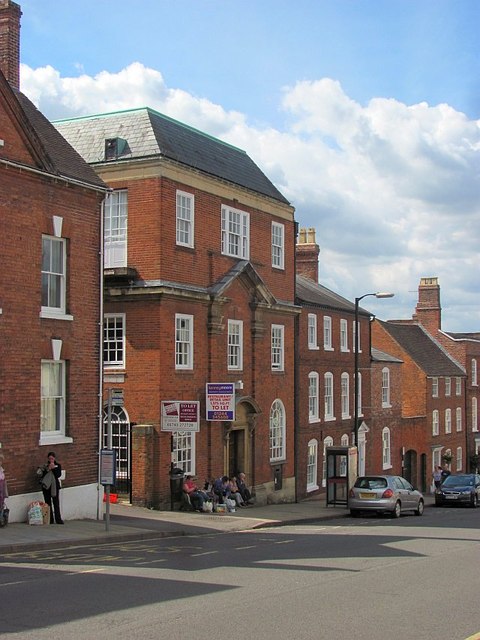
[161,401,200,432]
[206,383,235,421]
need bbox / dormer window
[105,137,127,161]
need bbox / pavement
[0,494,436,554]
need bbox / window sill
[39,434,73,446]
[309,417,321,424]
[308,345,320,351]
[307,484,319,493]
[382,403,392,409]
[40,310,73,321]
[324,416,336,422]
[324,347,334,352]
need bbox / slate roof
[379,321,465,376]
[295,274,371,317]
[13,90,106,189]
[443,331,480,342]
[53,107,289,204]
[371,347,403,364]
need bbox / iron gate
[103,405,131,499]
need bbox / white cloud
[20,63,480,331]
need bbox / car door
[397,477,416,510]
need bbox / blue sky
[18,0,480,330]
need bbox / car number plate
[360,492,376,499]
[445,495,457,499]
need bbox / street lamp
[353,292,394,471]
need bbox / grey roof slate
[295,274,371,316]
[53,107,289,204]
[14,90,106,189]
[379,321,465,377]
[443,331,480,342]
[371,347,403,364]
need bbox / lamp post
[353,292,394,472]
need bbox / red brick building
[295,229,375,497]
[0,0,106,521]
[372,318,466,492]
[55,107,298,507]
[412,277,480,471]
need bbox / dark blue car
[435,473,480,507]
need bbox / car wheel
[415,499,424,516]
[350,509,360,517]
[470,494,479,508]
[392,501,401,518]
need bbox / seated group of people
[182,472,253,513]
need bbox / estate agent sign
[206,383,235,421]
[161,401,200,432]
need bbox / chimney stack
[0,0,21,90]
[413,277,442,333]
[296,227,320,282]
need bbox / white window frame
[357,371,363,417]
[445,377,451,397]
[104,313,126,369]
[308,372,319,423]
[353,321,361,353]
[445,408,452,434]
[221,205,250,259]
[456,446,462,471]
[104,189,128,268]
[271,221,285,269]
[472,397,478,432]
[432,409,439,436]
[456,407,462,432]
[341,372,350,419]
[41,235,66,316]
[324,372,334,420]
[340,319,349,352]
[382,367,391,407]
[269,399,286,462]
[432,377,439,398]
[41,360,66,439]
[173,431,196,475]
[456,377,462,396]
[322,436,333,487]
[323,316,333,351]
[308,314,318,350]
[271,324,284,372]
[382,427,391,469]
[175,314,193,370]
[306,439,319,491]
[472,359,478,386]
[176,190,194,248]
[228,320,243,371]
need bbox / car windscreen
[442,475,473,487]
[354,477,388,489]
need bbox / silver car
[348,475,424,518]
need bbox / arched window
[308,372,319,422]
[382,367,390,407]
[472,359,478,386]
[432,409,439,436]
[324,372,334,420]
[269,399,286,462]
[322,436,333,487]
[341,372,350,418]
[382,427,391,469]
[456,447,462,471]
[472,398,478,432]
[341,433,349,446]
[445,408,452,434]
[306,439,318,491]
[103,405,131,485]
[357,371,363,416]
